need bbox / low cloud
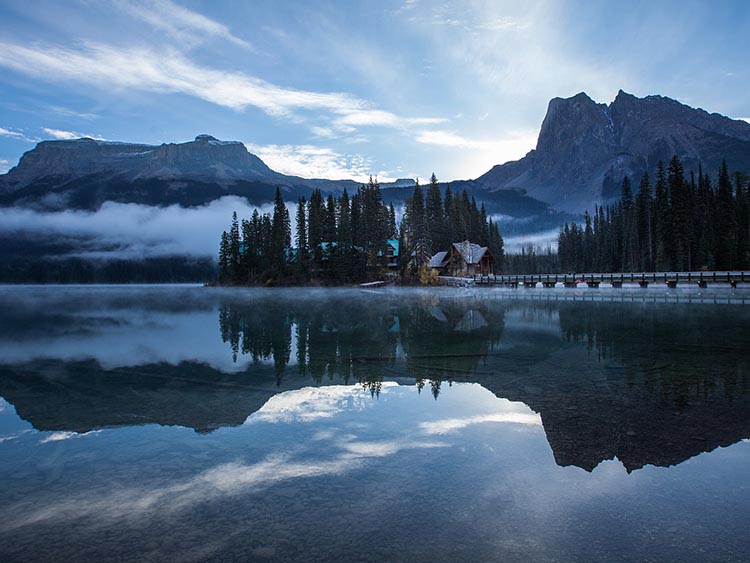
[502,228,560,253]
[0,197,284,260]
[246,143,392,182]
[42,128,104,141]
[0,159,9,174]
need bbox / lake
[0,285,749,562]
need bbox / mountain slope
[0,134,413,209]
[0,133,555,224]
[476,90,750,212]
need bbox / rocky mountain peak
[478,91,750,212]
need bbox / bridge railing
[473,271,750,286]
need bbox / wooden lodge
[429,241,496,277]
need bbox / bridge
[472,271,750,289]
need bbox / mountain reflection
[0,287,749,472]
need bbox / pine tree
[425,173,445,250]
[219,231,230,283]
[654,161,671,271]
[406,180,430,267]
[636,173,653,271]
[229,211,241,283]
[295,197,308,280]
[443,185,455,245]
[270,188,291,277]
[715,160,738,269]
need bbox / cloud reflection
[0,382,542,532]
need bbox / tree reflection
[217,292,506,391]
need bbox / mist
[503,228,560,253]
[0,197,296,261]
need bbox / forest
[557,157,749,273]
[218,174,505,285]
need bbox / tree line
[218,174,505,285]
[558,156,749,273]
[400,173,504,278]
[219,179,392,285]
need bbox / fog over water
[0,197,291,260]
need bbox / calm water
[0,286,749,563]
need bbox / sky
[0,0,749,182]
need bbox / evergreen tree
[229,211,241,283]
[270,188,291,277]
[443,185,455,245]
[654,161,671,271]
[295,197,309,280]
[715,160,738,269]
[425,173,445,250]
[635,173,653,271]
[219,231,230,283]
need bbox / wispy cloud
[43,105,100,120]
[42,128,104,141]
[0,42,357,117]
[245,143,390,182]
[419,412,541,435]
[415,128,537,166]
[478,16,531,32]
[333,109,445,129]
[0,127,36,143]
[0,41,444,136]
[0,159,9,174]
[115,0,254,51]
[0,40,446,135]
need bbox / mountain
[0,134,415,209]
[3,92,749,217]
[475,90,750,212]
[0,133,554,224]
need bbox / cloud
[310,126,336,138]
[0,41,443,134]
[478,16,531,32]
[334,110,445,129]
[0,196,278,260]
[115,0,254,51]
[245,143,391,182]
[42,105,100,120]
[42,128,104,141]
[419,412,541,435]
[0,159,9,174]
[415,128,538,167]
[0,42,356,117]
[39,430,101,444]
[0,127,36,143]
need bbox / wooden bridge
[472,271,750,289]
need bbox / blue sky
[0,0,748,181]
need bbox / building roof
[452,241,489,265]
[428,250,449,268]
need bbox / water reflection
[0,287,748,474]
[1,287,750,562]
